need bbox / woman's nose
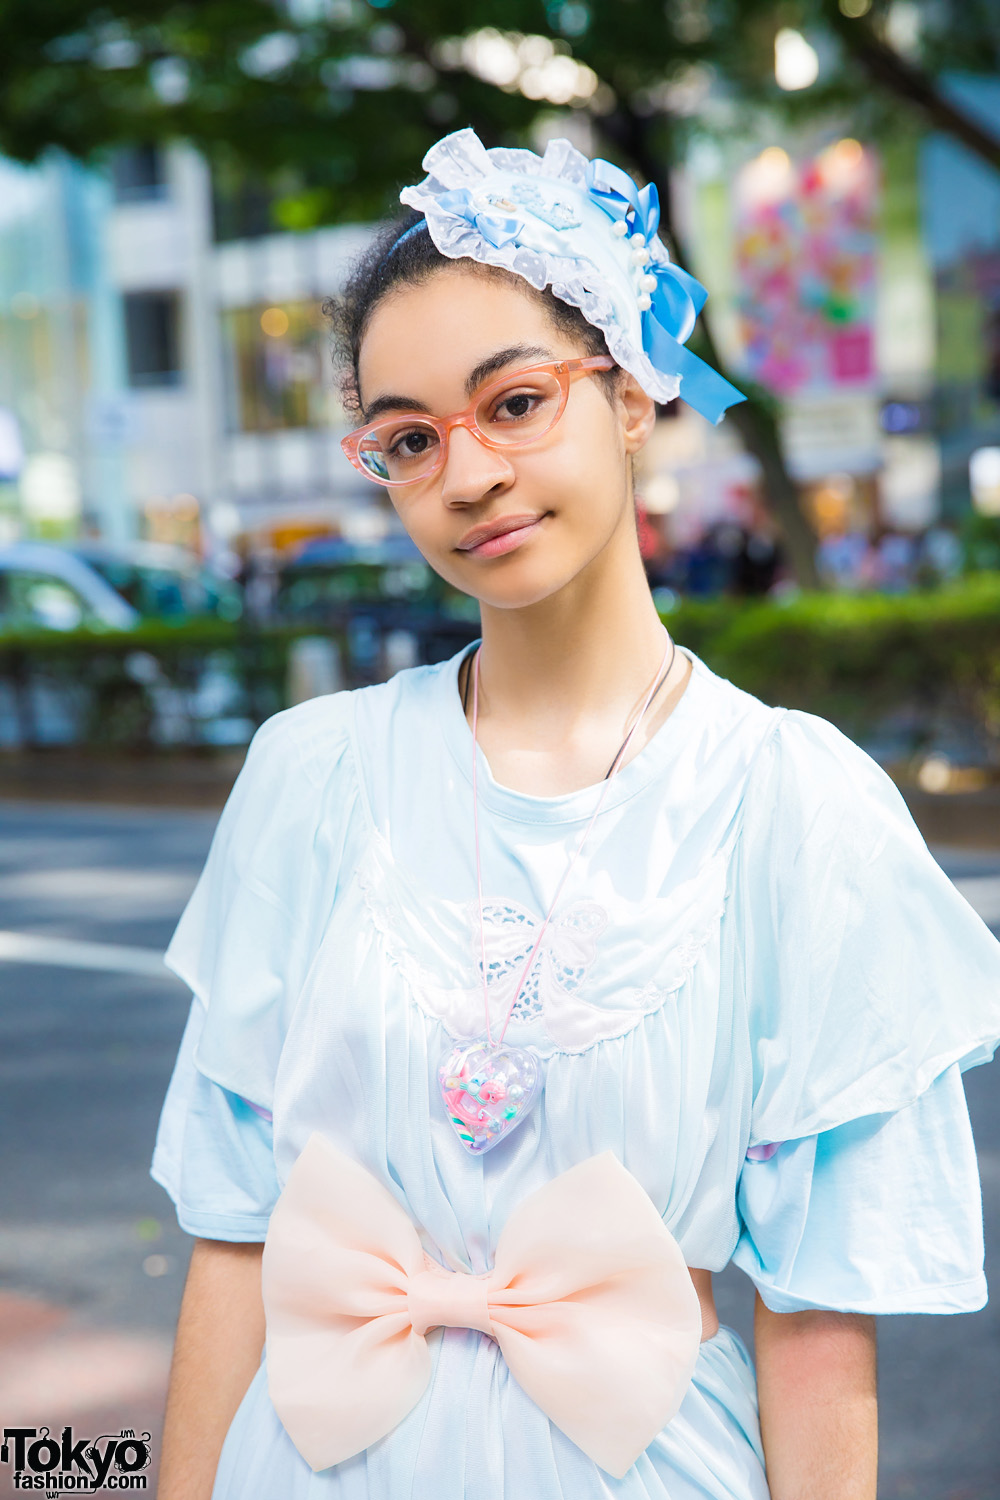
[439,423,515,505]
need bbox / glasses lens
[357,420,441,484]
[475,371,563,446]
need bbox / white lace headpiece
[399,128,745,425]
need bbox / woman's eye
[492,391,539,422]
[389,427,437,459]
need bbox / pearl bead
[637,293,652,311]
[508,1084,524,1101]
[611,220,628,237]
[629,232,646,247]
[631,246,650,266]
[640,273,657,292]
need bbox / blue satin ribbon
[587,158,662,241]
[437,189,521,249]
[586,159,745,424]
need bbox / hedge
[0,620,338,750]
[664,576,1000,747]
[2,578,999,756]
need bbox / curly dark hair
[324,210,619,418]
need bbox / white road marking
[0,868,197,904]
[0,930,175,979]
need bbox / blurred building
[921,76,1000,515]
[639,127,937,557]
[639,78,1000,578]
[0,143,377,554]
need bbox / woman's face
[355,266,656,610]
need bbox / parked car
[0,542,251,748]
[69,541,243,622]
[0,542,140,632]
[0,540,243,634]
[275,535,479,683]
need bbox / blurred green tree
[2,0,998,586]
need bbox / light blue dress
[151,643,1000,1499]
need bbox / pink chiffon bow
[261,1133,704,1479]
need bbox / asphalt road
[0,799,998,1499]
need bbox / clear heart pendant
[438,1036,542,1155]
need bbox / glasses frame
[341,355,617,488]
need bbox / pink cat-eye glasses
[341,356,616,487]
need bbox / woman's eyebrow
[362,392,433,422]
[361,344,554,423]
[464,344,553,396]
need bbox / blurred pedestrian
[873,527,917,593]
[917,521,963,586]
[242,545,279,624]
[816,524,871,590]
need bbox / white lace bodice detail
[472,896,606,1029]
[354,828,730,1057]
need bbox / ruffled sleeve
[729,708,1000,1314]
[737,709,1000,1147]
[732,1063,987,1313]
[150,694,362,1237]
[150,994,279,1240]
[161,696,360,1112]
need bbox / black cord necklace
[459,636,678,782]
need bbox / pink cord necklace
[438,631,676,1155]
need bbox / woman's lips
[457,515,546,559]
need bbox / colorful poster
[735,140,878,396]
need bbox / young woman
[152,130,1000,1500]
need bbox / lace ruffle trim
[354,849,728,1056]
[399,130,682,406]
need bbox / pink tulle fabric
[261,1134,704,1479]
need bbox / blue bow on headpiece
[437,189,522,250]
[586,159,745,424]
[403,131,745,424]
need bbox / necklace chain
[469,632,676,1047]
[461,640,677,782]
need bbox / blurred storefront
[0,154,127,544]
[638,89,995,590]
[921,76,1000,516]
[0,143,379,559]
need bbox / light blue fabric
[732,707,1000,1144]
[149,642,1000,1500]
[151,995,278,1240]
[734,1064,986,1314]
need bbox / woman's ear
[618,374,658,455]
